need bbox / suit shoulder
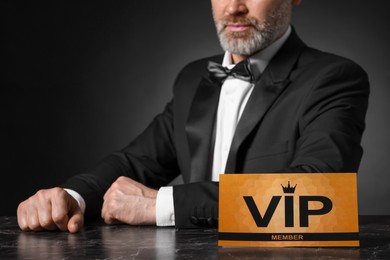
[299,47,368,77]
[293,47,369,95]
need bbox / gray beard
[214,2,291,56]
[217,24,274,56]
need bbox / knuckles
[110,181,121,190]
[39,216,54,228]
[116,176,128,183]
[102,177,155,225]
[112,176,129,189]
[35,187,66,202]
[110,176,143,196]
[51,187,67,200]
[18,187,69,231]
[51,212,66,224]
[27,217,41,231]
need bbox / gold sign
[218,173,359,247]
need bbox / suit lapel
[225,74,290,172]
[185,76,221,182]
[225,29,306,173]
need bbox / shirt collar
[222,25,292,76]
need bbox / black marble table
[1,216,389,259]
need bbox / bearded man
[17,0,369,232]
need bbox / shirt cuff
[64,188,86,214]
[156,186,175,226]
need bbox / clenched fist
[101,176,158,225]
[17,187,84,233]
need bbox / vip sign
[218,173,359,247]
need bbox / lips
[226,23,252,32]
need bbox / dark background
[2,1,389,216]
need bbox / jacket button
[190,216,199,225]
[197,217,207,226]
[207,217,216,226]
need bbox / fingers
[17,190,54,232]
[37,201,57,231]
[17,201,44,231]
[50,189,71,231]
[17,187,84,233]
[66,194,84,233]
[67,208,84,233]
[102,176,158,226]
[101,189,119,224]
[101,177,134,224]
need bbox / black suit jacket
[62,29,369,228]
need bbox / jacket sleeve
[281,59,369,173]
[61,100,181,218]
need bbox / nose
[225,0,249,16]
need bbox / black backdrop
[3,1,389,216]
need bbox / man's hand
[17,187,84,233]
[101,176,158,225]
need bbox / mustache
[218,16,260,30]
[216,16,262,34]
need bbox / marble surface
[0,216,389,259]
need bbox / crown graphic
[281,181,297,193]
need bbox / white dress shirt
[211,61,255,181]
[67,26,292,227]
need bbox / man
[17,0,369,233]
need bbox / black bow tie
[207,60,254,83]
